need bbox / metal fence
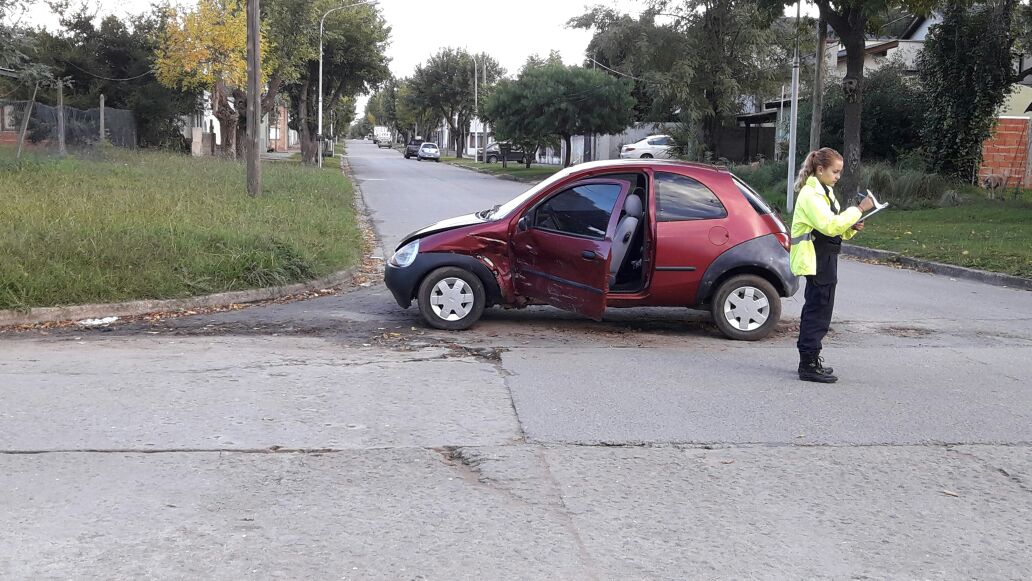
[0,99,137,148]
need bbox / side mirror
[517,216,529,232]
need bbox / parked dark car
[384,159,797,340]
[477,141,529,164]
[404,139,424,159]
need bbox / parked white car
[619,135,676,159]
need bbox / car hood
[397,213,486,249]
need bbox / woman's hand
[858,195,875,213]
[853,221,865,232]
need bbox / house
[181,93,298,156]
[978,85,1032,188]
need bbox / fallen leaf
[942,489,959,497]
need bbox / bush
[859,163,950,209]
[796,60,927,164]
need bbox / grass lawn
[0,147,362,310]
[850,198,1032,278]
[447,157,561,182]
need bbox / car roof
[421,142,437,146]
[569,158,727,174]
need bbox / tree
[485,59,636,167]
[759,0,935,196]
[282,0,390,164]
[921,1,1019,181]
[573,1,798,157]
[796,60,928,165]
[156,0,273,156]
[29,7,198,148]
[396,79,442,143]
[349,117,373,139]
[408,48,503,158]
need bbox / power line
[63,60,155,82]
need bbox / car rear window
[655,172,727,221]
[731,175,774,215]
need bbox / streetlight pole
[470,53,479,163]
[786,0,801,213]
[319,0,376,168]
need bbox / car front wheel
[417,267,486,331]
[711,274,780,341]
[486,155,497,164]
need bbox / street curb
[442,161,540,183]
[0,156,365,328]
[842,244,1032,291]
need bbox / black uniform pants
[797,253,838,353]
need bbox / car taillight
[775,232,791,251]
[624,147,635,151]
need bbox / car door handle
[581,250,599,260]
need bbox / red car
[384,159,797,340]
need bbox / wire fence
[1,99,137,149]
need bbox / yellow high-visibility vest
[789,176,863,276]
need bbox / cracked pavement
[2,142,1031,579]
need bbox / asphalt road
[2,141,1031,579]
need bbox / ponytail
[793,147,843,193]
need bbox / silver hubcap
[429,277,475,321]
[723,286,770,332]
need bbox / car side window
[533,183,623,239]
[655,172,727,221]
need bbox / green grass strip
[0,148,361,310]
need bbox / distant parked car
[477,141,529,164]
[384,158,797,341]
[377,139,392,149]
[404,139,425,159]
[416,142,441,162]
[620,135,676,159]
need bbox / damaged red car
[384,159,798,340]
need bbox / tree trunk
[298,78,318,164]
[839,29,866,198]
[212,85,238,158]
[563,134,572,167]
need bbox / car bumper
[619,152,637,159]
[384,252,503,309]
[418,154,440,159]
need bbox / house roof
[836,40,901,62]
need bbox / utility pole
[786,0,801,213]
[56,80,66,155]
[246,0,261,196]
[809,14,828,153]
[99,94,106,143]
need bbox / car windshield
[485,165,580,220]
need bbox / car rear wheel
[417,267,486,331]
[640,153,654,159]
[486,155,497,163]
[711,274,780,341]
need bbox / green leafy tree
[282,0,390,164]
[485,58,636,167]
[796,60,928,165]
[758,0,936,197]
[572,1,796,157]
[408,48,503,158]
[921,0,1019,181]
[30,7,198,148]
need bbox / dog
[982,174,1007,200]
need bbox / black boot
[814,352,833,376]
[799,351,838,383]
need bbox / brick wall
[979,117,1031,187]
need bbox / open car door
[510,179,630,320]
